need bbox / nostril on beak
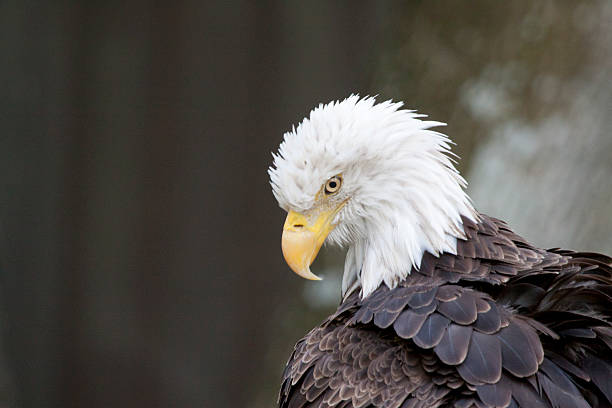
[294,224,304,229]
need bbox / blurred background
[1,1,611,407]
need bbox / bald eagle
[269,96,612,408]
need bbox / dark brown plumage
[278,215,612,408]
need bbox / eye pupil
[328,181,336,188]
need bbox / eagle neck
[341,194,477,300]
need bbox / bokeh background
[1,1,611,407]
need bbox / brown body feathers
[279,215,612,408]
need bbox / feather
[304,380,326,404]
[393,309,428,339]
[277,210,612,408]
[475,375,511,408]
[457,238,476,259]
[537,369,591,408]
[418,253,436,277]
[453,257,475,275]
[438,292,478,325]
[373,308,402,329]
[411,300,438,316]
[400,398,418,408]
[407,287,437,308]
[546,350,590,382]
[559,328,596,338]
[539,359,584,398]
[454,398,476,408]
[521,317,558,340]
[506,398,518,408]
[473,301,502,334]
[498,283,545,309]
[508,378,548,408]
[515,319,544,364]
[581,355,612,405]
[352,307,374,325]
[383,288,415,313]
[413,313,450,349]
[286,388,308,408]
[498,321,540,377]
[436,285,462,302]
[434,323,472,365]
[457,331,501,384]
[594,326,612,349]
[475,297,491,313]
[365,286,391,311]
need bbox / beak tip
[297,267,323,281]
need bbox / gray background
[1,1,611,407]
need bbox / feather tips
[279,214,612,408]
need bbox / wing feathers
[279,215,612,408]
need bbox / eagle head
[269,95,477,298]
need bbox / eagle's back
[279,215,612,408]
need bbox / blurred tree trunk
[1,1,383,407]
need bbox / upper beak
[281,206,342,280]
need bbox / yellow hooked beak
[281,205,343,280]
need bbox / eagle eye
[324,176,342,195]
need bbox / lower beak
[281,208,340,280]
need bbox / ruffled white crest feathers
[269,96,477,298]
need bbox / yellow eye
[324,176,342,195]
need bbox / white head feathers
[269,95,477,298]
